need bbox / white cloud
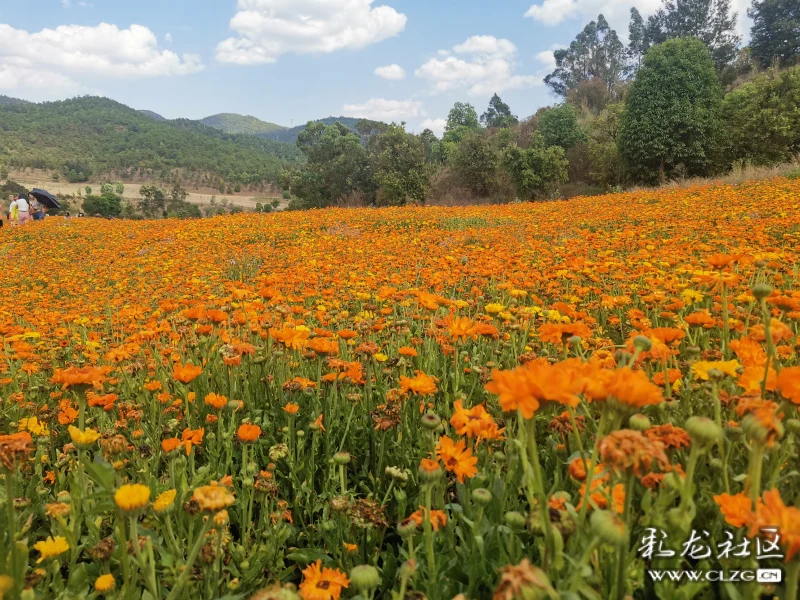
[61,0,71,7]
[0,23,204,94]
[524,0,749,39]
[165,32,173,44]
[535,50,557,71]
[216,0,407,65]
[375,63,406,80]
[342,98,423,121]
[419,118,446,137]
[415,35,540,96]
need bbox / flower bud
[591,510,627,546]
[685,416,723,446]
[786,419,800,435]
[333,452,351,465]
[349,564,381,593]
[633,335,652,352]
[472,488,492,506]
[421,413,441,431]
[752,283,772,300]
[629,414,651,431]
[385,466,409,483]
[568,335,582,346]
[397,519,418,538]
[505,511,527,529]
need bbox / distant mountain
[260,117,363,144]
[0,95,31,106]
[138,109,166,121]
[0,96,303,185]
[199,113,285,136]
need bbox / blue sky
[0,0,751,136]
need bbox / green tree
[480,94,518,128]
[450,132,500,197]
[501,133,569,200]
[101,183,113,195]
[646,0,741,68]
[748,0,800,68]
[83,192,122,218]
[538,104,587,150]
[139,185,166,217]
[371,124,430,206]
[720,66,800,165]
[618,38,723,183]
[445,102,480,131]
[545,15,628,98]
[0,165,8,180]
[628,8,650,70]
[287,121,372,208]
[587,103,626,187]
[419,129,439,164]
[115,182,124,195]
[85,186,92,195]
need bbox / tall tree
[371,124,430,206]
[538,104,587,150]
[646,0,741,68]
[480,94,519,128]
[748,0,800,68]
[445,102,480,131]
[618,38,723,183]
[628,8,650,70]
[545,15,628,98]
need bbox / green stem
[786,558,799,600]
[5,470,21,598]
[423,484,437,589]
[748,443,764,506]
[578,409,608,529]
[166,517,214,600]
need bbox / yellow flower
[374,353,388,363]
[485,303,506,314]
[214,509,230,526]
[153,489,177,514]
[681,289,704,304]
[546,310,561,323]
[192,481,235,513]
[691,360,742,381]
[67,426,101,449]
[33,536,69,563]
[95,574,115,593]
[114,484,151,513]
[18,417,49,437]
[0,575,13,599]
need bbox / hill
[199,113,285,136]
[138,109,166,121]
[0,96,303,186]
[260,116,362,144]
[0,95,31,106]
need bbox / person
[10,194,30,225]
[31,197,44,221]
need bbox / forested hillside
[260,116,362,144]
[199,113,285,136]
[0,97,303,186]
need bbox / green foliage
[539,104,587,150]
[167,201,203,219]
[85,186,92,196]
[371,124,430,206]
[261,117,364,144]
[0,164,8,181]
[618,38,723,183]
[115,182,124,195]
[587,103,626,187]
[271,199,280,208]
[0,97,302,186]
[720,66,800,165]
[1,180,28,198]
[101,183,113,195]
[286,121,372,209]
[545,15,628,98]
[481,94,518,128]
[501,133,569,200]
[199,113,285,136]
[82,193,122,218]
[748,0,800,68]
[139,185,167,218]
[646,0,741,69]
[446,102,480,131]
[450,132,500,197]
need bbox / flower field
[2,178,800,600]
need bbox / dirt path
[10,175,285,210]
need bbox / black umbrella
[30,188,62,210]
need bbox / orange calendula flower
[713,492,752,528]
[748,489,800,562]
[407,506,448,531]
[237,423,262,442]
[204,393,228,410]
[299,560,350,600]
[399,371,438,396]
[50,366,112,390]
[181,427,204,455]
[172,362,202,384]
[435,436,478,483]
[776,366,800,405]
[598,430,669,476]
[283,403,300,414]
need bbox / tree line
[284,0,800,208]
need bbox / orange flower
[776,366,800,405]
[173,363,202,384]
[748,489,800,562]
[729,338,767,368]
[408,506,448,531]
[51,366,112,390]
[484,359,582,419]
[435,436,478,483]
[598,430,669,476]
[399,371,438,396]
[644,424,690,450]
[713,492,752,528]
[450,399,504,440]
[299,560,349,600]
[161,438,180,454]
[204,393,228,410]
[605,367,663,408]
[398,346,418,357]
[419,458,441,474]
[308,338,339,355]
[237,424,262,443]
[144,380,163,392]
[283,403,300,415]
[445,315,477,342]
[0,431,33,470]
[181,427,204,455]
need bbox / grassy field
[1,177,800,599]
